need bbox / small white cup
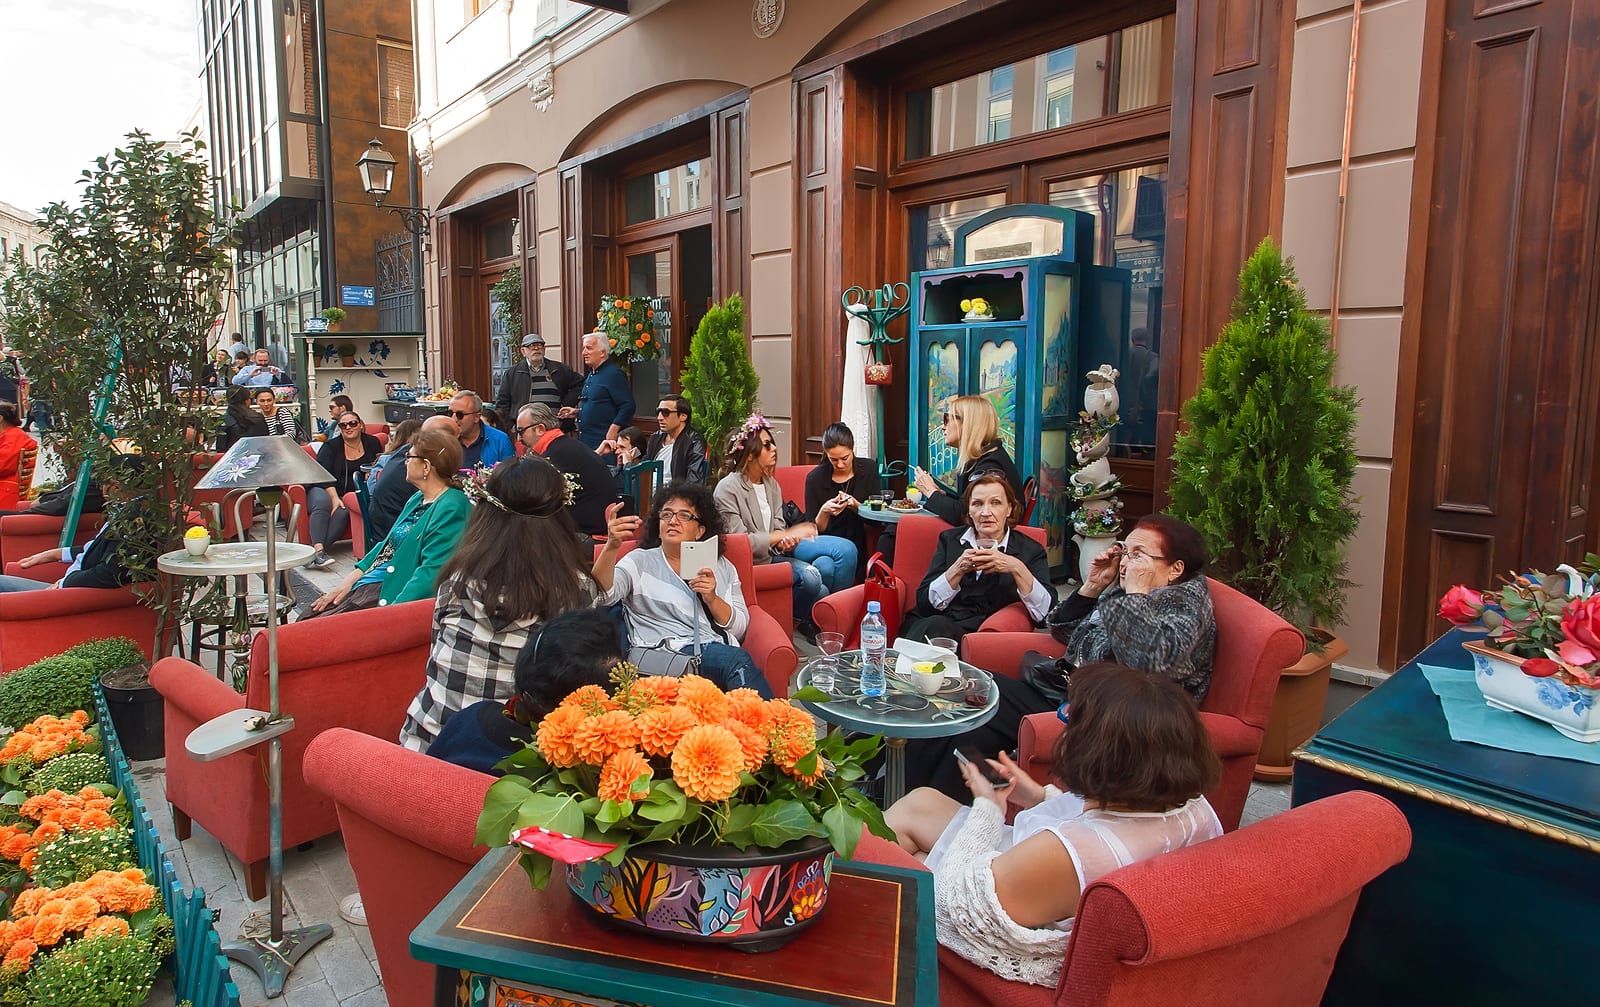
[184,535,210,557]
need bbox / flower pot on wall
[1254,629,1348,782]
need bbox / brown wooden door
[1387,0,1600,666]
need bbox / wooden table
[411,846,939,1007]
[1292,628,1598,1004]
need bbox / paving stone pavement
[137,542,1308,1005]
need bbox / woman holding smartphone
[804,422,881,581]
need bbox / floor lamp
[191,435,335,997]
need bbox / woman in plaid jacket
[399,456,593,751]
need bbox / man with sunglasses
[644,394,708,483]
[494,333,582,431]
[449,390,514,470]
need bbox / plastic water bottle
[860,602,887,699]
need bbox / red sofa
[0,575,158,675]
[812,514,1047,639]
[969,577,1304,832]
[849,790,1411,1007]
[0,512,103,574]
[597,534,798,696]
[303,728,492,1007]
[151,600,434,899]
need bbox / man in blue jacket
[451,390,514,471]
[577,332,635,451]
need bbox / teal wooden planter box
[95,683,240,1007]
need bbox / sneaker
[307,550,333,570]
[338,893,367,926]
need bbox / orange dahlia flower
[2,938,35,973]
[85,916,130,940]
[675,675,731,724]
[724,690,772,733]
[632,675,680,705]
[719,718,769,773]
[671,725,744,803]
[30,915,65,948]
[570,710,640,765]
[559,684,619,714]
[597,749,653,803]
[635,705,698,757]
[536,705,588,768]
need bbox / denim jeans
[679,641,774,699]
[306,488,349,549]
[777,534,859,623]
[0,574,49,593]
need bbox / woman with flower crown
[399,455,595,751]
[713,414,858,639]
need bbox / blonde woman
[913,395,1024,526]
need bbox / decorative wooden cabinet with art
[908,205,1130,575]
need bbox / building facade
[199,0,417,369]
[410,0,1600,673]
[0,201,49,273]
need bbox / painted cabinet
[908,205,1129,574]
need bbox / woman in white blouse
[885,662,1223,987]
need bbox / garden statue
[1070,363,1124,581]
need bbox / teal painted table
[411,846,939,1007]
[1292,629,1599,1004]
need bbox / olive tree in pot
[1167,238,1360,781]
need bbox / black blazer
[216,410,268,451]
[60,521,132,589]
[923,442,1024,525]
[540,433,623,536]
[910,525,1053,633]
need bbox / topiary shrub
[61,639,144,676]
[681,293,759,469]
[0,638,144,730]
[26,754,112,798]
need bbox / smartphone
[679,538,715,581]
[954,746,1010,786]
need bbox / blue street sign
[341,285,375,307]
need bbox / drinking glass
[814,631,846,693]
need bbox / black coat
[643,427,709,484]
[494,358,583,424]
[216,409,268,451]
[366,444,417,540]
[538,433,622,536]
[909,526,1053,633]
[923,442,1024,525]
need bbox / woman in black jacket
[803,422,882,580]
[216,386,268,451]
[912,395,1023,526]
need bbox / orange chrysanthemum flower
[30,916,64,949]
[2,938,35,973]
[0,832,33,862]
[596,750,653,804]
[84,916,130,940]
[671,725,744,803]
[632,675,680,705]
[17,851,36,872]
[719,718,769,773]
[29,822,63,846]
[570,710,639,766]
[635,705,698,757]
[61,896,99,932]
[559,684,620,714]
[535,705,588,769]
[675,675,731,724]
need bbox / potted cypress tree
[1168,238,1360,780]
[681,293,760,464]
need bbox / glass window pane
[907,192,1008,272]
[1047,164,1168,455]
[378,42,415,129]
[483,219,515,261]
[905,15,1175,160]
[623,157,711,226]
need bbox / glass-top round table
[791,649,997,805]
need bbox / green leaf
[822,803,862,859]
[637,780,687,823]
[595,798,630,827]
[475,775,535,846]
[512,792,588,839]
[517,851,554,890]
[0,790,22,807]
[747,799,826,848]
[788,686,831,703]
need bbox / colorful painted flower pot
[1465,641,1600,743]
[565,837,834,951]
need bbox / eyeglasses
[1118,541,1171,564]
[450,409,479,420]
[941,412,955,425]
[656,407,682,417]
[337,420,361,430]
[659,508,700,525]
[515,423,539,436]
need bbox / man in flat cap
[494,332,582,434]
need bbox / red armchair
[303,728,491,1007]
[0,578,158,675]
[972,577,1303,832]
[849,790,1411,1007]
[812,515,1047,638]
[0,512,103,576]
[774,465,810,510]
[151,600,434,899]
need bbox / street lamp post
[357,138,431,382]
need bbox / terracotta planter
[565,836,833,952]
[1254,629,1348,782]
[340,356,357,367]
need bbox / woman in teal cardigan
[306,428,472,615]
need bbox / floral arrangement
[1072,498,1124,537]
[1437,557,1600,689]
[959,297,993,319]
[1070,412,1120,458]
[476,669,889,889]
[0,709,171,1004]
[596,294,659,362]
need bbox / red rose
[1436,585,1484,625]
[1520,658,1561,678]
[1559,594,1600,662]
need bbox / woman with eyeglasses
[905,513,1215,800]
[803,422,881,581]
[911,395,1024,527]
[400,456,594,753]
[593,480,774,698]
[305,410,384,569]
[714,414,858,639]
[304,428,470,616]
[884,662,1223,988]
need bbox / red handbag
[848,552,903,647]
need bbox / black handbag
[1020,650,1072,707]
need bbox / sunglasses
[337,420,361,430]
[450,409,479,419]
[656,407,682,416]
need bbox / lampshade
[196,436,336,491]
